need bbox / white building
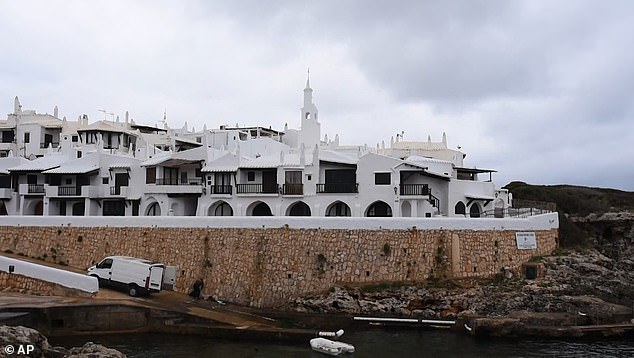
[0,75,511,218]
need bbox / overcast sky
[1,1,633,190]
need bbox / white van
[88,256,175,297]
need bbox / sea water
[51,329,634,358]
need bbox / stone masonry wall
[0,226,557,307]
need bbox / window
[24,132,30,143]
[103,200,125,216]
[102,177,108,185]
[72,135,78,142]
[97,258,113,269]
[77,151,82,158]
[247,171,255,182]
[65,178,72,185]
[146,167,156,184]
[374,172,391,185]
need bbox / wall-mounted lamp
[393,186,398,195]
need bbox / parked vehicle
[87,256,176,297]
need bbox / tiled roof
[8,154,69,172]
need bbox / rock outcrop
[0,325,125,358]
[290,247,634,328]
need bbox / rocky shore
[0,325,125,358]
[290,246,634,336]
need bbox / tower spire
[305,67,311,89]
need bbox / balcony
[210,185,232,195]
[316,183,359,194]
[146,178,203,195]
[0,188,12,199]
[156,178,202,185]
[45,185,95,198]
[282,183,303,196]
[400,184,430,196]
[236,183,279,195]
[18,183,45,195]
[58,186,81,196]
[109,186,128,196]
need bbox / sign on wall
[516,232,537,250]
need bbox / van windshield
[97,258,113,269]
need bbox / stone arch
[365,200,392,217]
[208,200,233,216]
[286,201,311,216]
[247,201,272,216]
[401,201,411,217]
[469,203,481,218]
[146,202,161,216]
[455,201,466,216]
[325,201,351,217]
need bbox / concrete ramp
[0,255,98,293]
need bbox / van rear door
[148,265,164,291]
[162,265,177,291]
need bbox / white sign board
[516,232,537,250]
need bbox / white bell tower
[299,69,320,150]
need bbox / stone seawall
[0,217,558,307]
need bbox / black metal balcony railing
[28,184,45,193]
[400,184,430,196]
[110,186,123,195]
[282,183,303,195]
[210,185,232,195]
[58,186,81,196]
[236,183,279,194]
[39,142,60,148]
[316,183,359,194]
[155,178,202,185]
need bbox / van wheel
[128,284,139,297]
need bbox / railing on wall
[481,207,554,218]
[210,185,233,195]
[316,183,359,193]
[236,183,279,194]
[282,183,303,195]
[400,184,430,196]
[58,186,81,196]
[156,178,202,185]
[513,199,557,212]
[28,184,45,194]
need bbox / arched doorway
[287,201,311,216]
[326,201,351,217]
[366,201,392,217]
[455,201,466,216]
[146,202,161,216]
[72,202,85,216]
[208,201,233,216]
[250,202,272,216]
[33,200,43,216]
[469,203,481,218]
